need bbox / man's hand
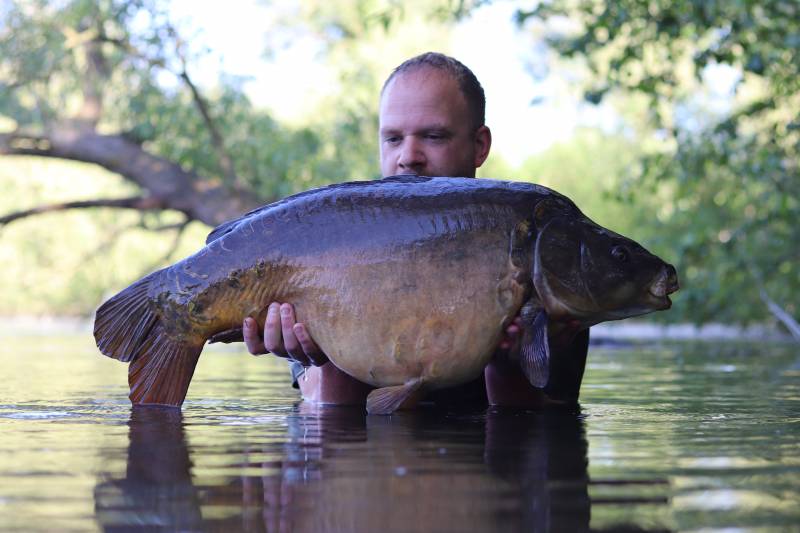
[243,302,370,405]
[243,302,328,366]
[496,315,523,356]
[484,314,549,407]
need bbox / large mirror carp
[94,176,678,414]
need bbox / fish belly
[291,231,528,389]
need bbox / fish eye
[611,245,630,263]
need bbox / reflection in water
[483,408,590,531]
[94,407,202,531]
[5,339,796,531]
[94,404,665,532]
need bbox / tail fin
[94,272,203,407]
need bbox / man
[243,52,588,407]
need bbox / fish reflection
[94,407,202,531]
[483,408,590,530]
[252,406,592,532]
[95,405,668,532]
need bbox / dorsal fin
[205,219,238,245]
[205,207,263,244]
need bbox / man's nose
[398,138,425,172]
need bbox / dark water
[0,333,798,532]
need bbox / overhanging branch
[747,261,800,341]
[0,129,262,226]
[135,219,191,278]
[100,26,241,188]
[758,289,800,341]
[0,196,165,227]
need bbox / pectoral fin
[366,378,424,415]
[519,307,550,388]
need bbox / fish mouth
[648,290,673,310]
[647,264,679,309]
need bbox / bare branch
[173,33,240,188]
[143,221,192,232]
[100,28,241,188]
[73,214,191,280]
[747,262,800,341]
[0,196,165,227]
[758,289,800,341]
[96,35,166,70]
[136,219,191,278]
[178,68,239,186]
[0,130,263,226]
[78,220,142,264]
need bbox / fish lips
[647,264,680,310]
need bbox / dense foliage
[518,0,799,328]
[0,0,450,314]
[0,0,382,314]
[0,1,380,202]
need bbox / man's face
[379,67,491,178]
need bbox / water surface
[0,333,797,531]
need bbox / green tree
[518,0,800,334]
[0,0,379,315]
[0,0,459,315]
[0,0,383,229]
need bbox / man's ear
[473,125,492,168]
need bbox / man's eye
[384,136,401,144]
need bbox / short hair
[381,52,486,131]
